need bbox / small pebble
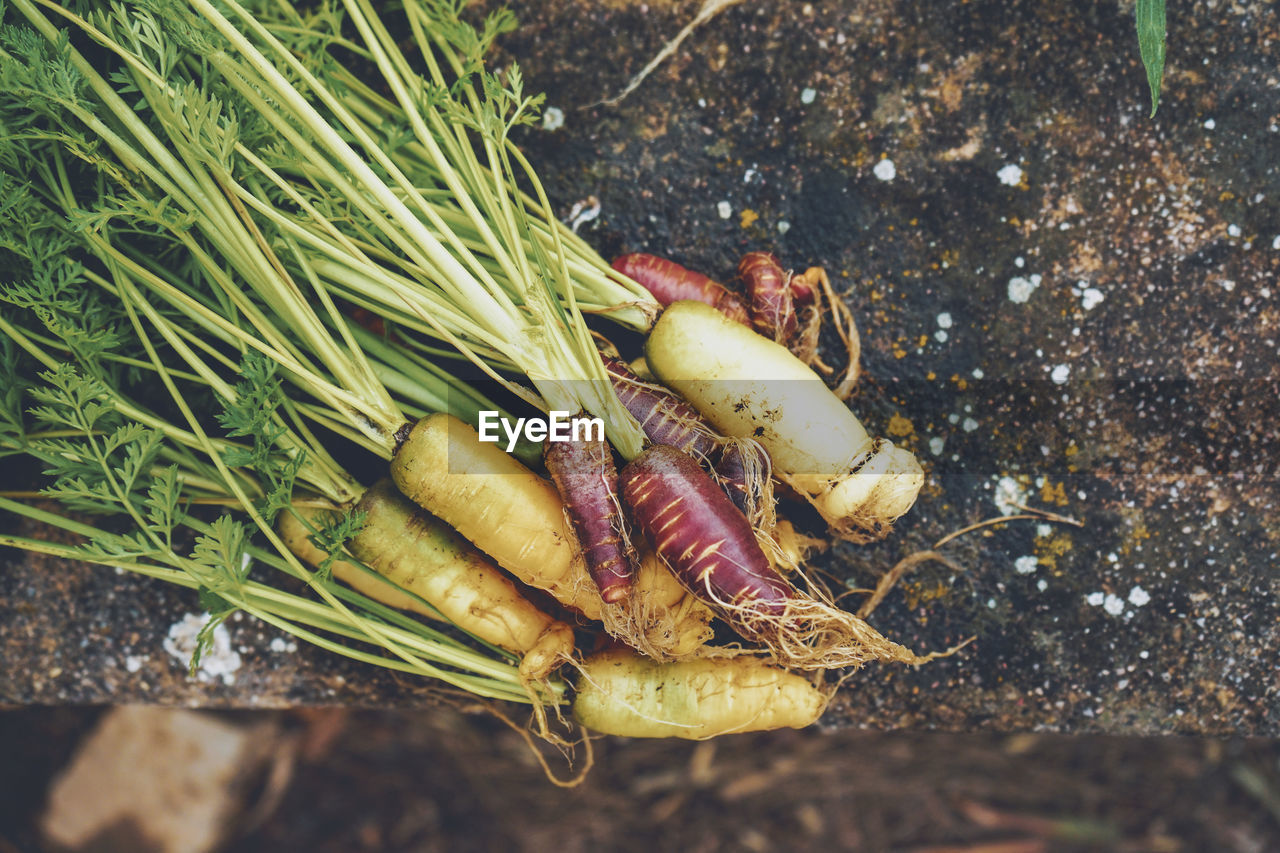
[997,164,1024,186]
[1008,274,1041,303]
[716,200,732,219]
[800,87,817,105]
[873,159,896,181]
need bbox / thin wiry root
[691,571,964,671]
[856,550,962,620]
[790,266,862,400]
[486,697,595,789]
[711,436,787,566]
[588,0,747,108]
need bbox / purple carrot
[544,431,636,603]
[739,252,797,341]
[601,355,722,463]
[621,445,793,636]
[713,441,753,516]
[613,253,751,325]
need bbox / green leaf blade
[1136,0,1167,117]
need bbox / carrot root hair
[689,571,963,671]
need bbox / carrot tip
[601,586,630,604]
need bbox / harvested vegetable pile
[0,0,956,756]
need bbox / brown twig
[587,0,746,108]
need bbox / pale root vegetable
[277,480,574,680]
[645,300,923,543]
[391,414,712,659]
[572,649,827,739]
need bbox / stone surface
[40,707,276,852]
[2,0,1277,734]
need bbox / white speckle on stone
[1008,273,1042,303]
[1221,279,1236,292]
[935,330,949,343]
[743,168,758,183]
[163,613,242,685]
[1015,555,1038,575]
[995,476,1028,515]
[1272,235,1280,250]
[1036,523,1052,537]
[1103,594,1125,616]
[929,436,946,456]
[1037,579,1048,592]
[997,164,1024,186]
[962,417,979,432]
[1081,287,1104,310]
[1204,118,1216,130]
[873,158,897,181]
[1128,586,1151,607]
[776,220,792,235]
[972,367,984,379]
[1227,223,1242,238]
[125,655,146,673]
[937,312,953,329]
[1086,592,1105,607]
[1014,256,1025,268]
[1050,364,1071,385]
[541,106,565,132]
[716,200,732,219]
[800,87,817,105]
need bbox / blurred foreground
[2,706,1278,852]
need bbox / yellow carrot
[573,649,827,738]
[278,480,574,680]
[391,413,603,619]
